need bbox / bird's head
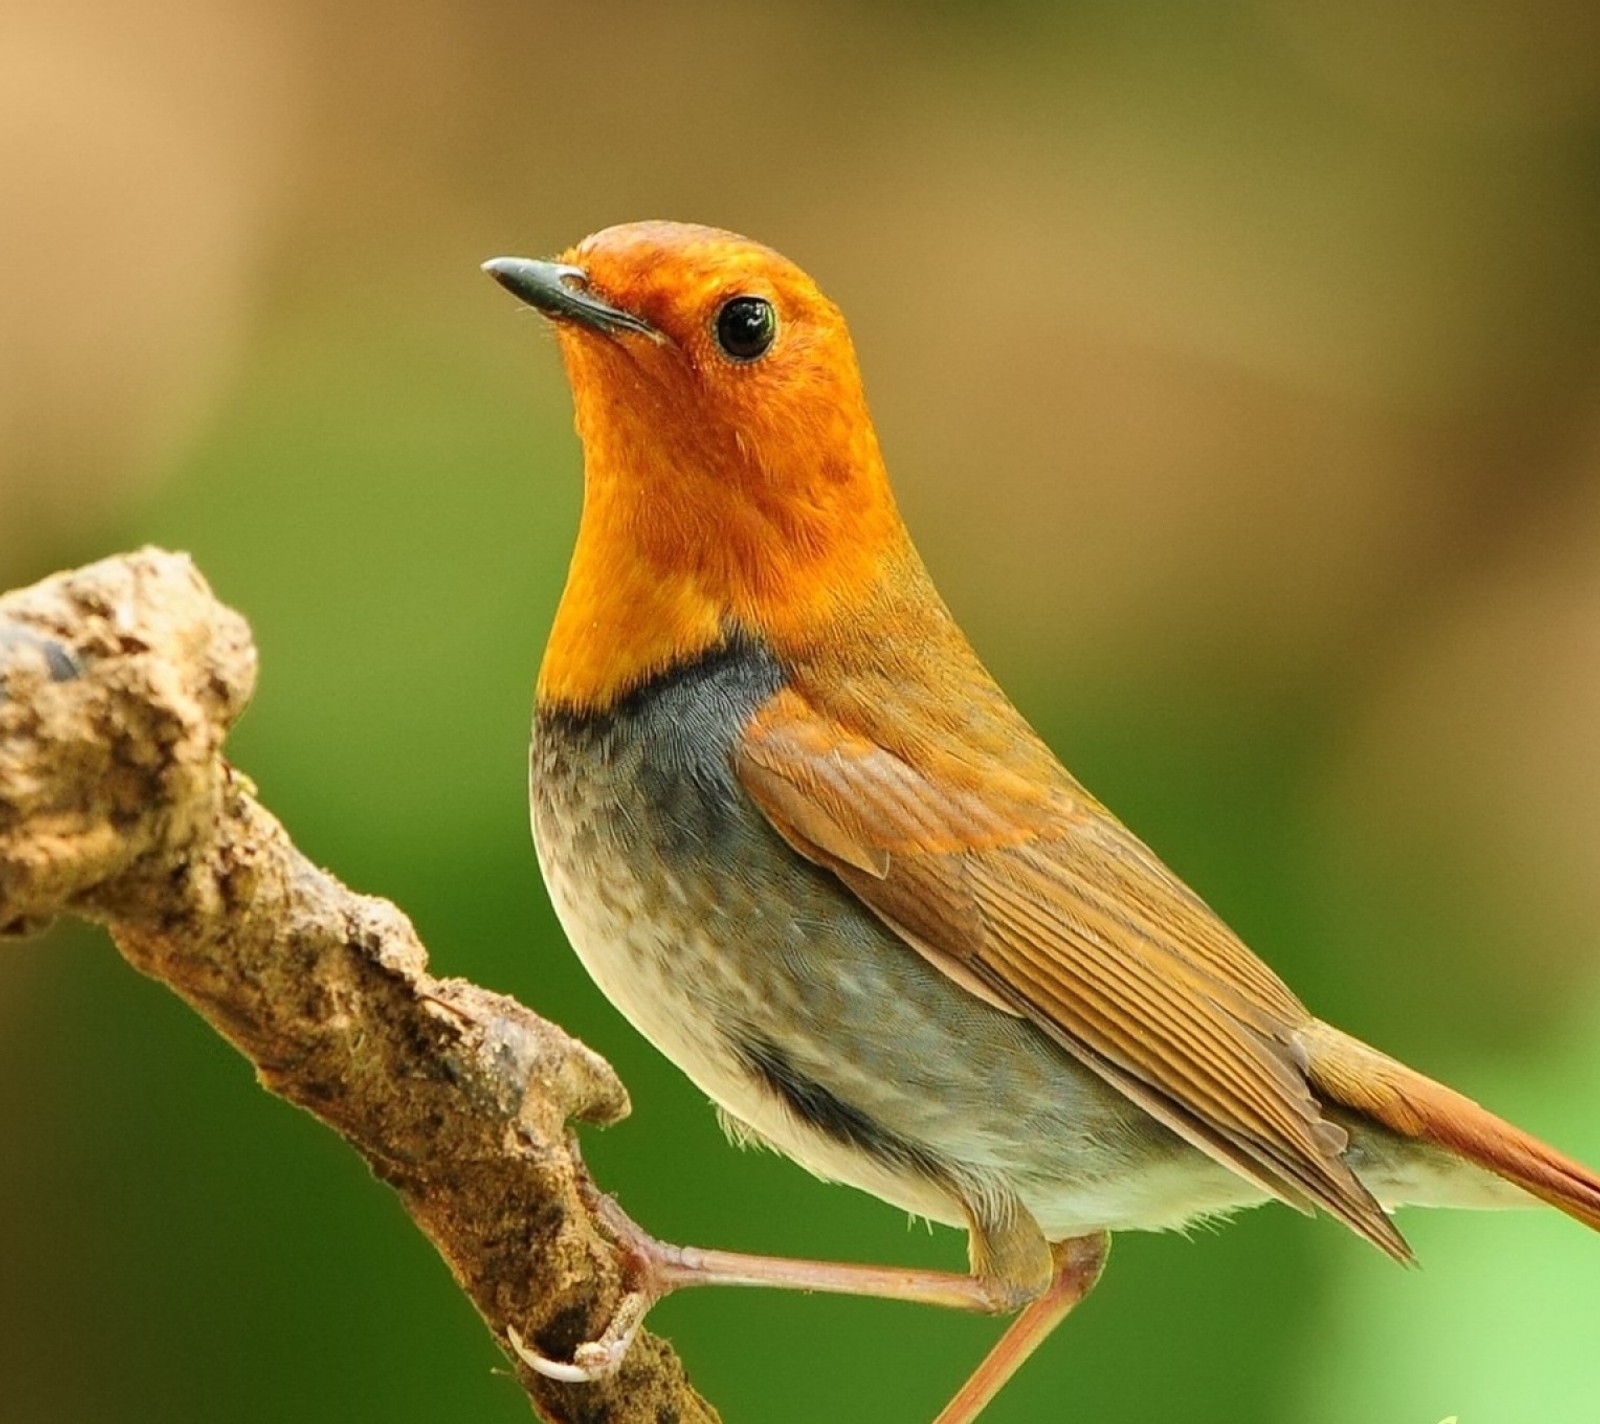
[487,222,913,707]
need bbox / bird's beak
[481,256,661,341]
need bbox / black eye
[714,295,777,361]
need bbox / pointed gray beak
[481,257,659,340]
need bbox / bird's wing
[735,686,1410,1259]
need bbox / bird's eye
[714,296,777,361]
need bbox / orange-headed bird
[485,223,1600,1423]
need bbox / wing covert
[735,686,1409,1259]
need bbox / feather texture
[738,671,1411,1261]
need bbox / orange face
[494,222,910,706]
[554,222,891,557]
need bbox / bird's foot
[507,1150,681,1382]
[507,1294,647,1384]
[508,1143,1035,1383]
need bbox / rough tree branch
[0,548,717,1424]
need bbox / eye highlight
[713,295,777,361]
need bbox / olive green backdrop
[4,2,1600,1421]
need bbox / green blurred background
[4,2,1600,1420]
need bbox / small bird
[485,222,1600,1422]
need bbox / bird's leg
[510,1158,1040,1383]
[932,1232,1110,1424]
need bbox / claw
[505,1324,597,1383]
[506,1318,644,1382]
[506,1155,671,1382]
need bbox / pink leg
[931,1233,1110,1424]
[510,1187,1025,1383]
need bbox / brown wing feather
[737,686,1411,1260]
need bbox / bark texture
[0,548,717,1424]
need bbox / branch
[0,548,718,1424]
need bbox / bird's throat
[537,540,725,713]
[537,463,908,714]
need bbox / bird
[483,221,1600,1422]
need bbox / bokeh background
[5,2,1600,1420]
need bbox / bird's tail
[1298,1019,1600,1232]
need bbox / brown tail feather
[1299,1019,1600,1234]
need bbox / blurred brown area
[2,2,1598,1422]
[0,0,303,572]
